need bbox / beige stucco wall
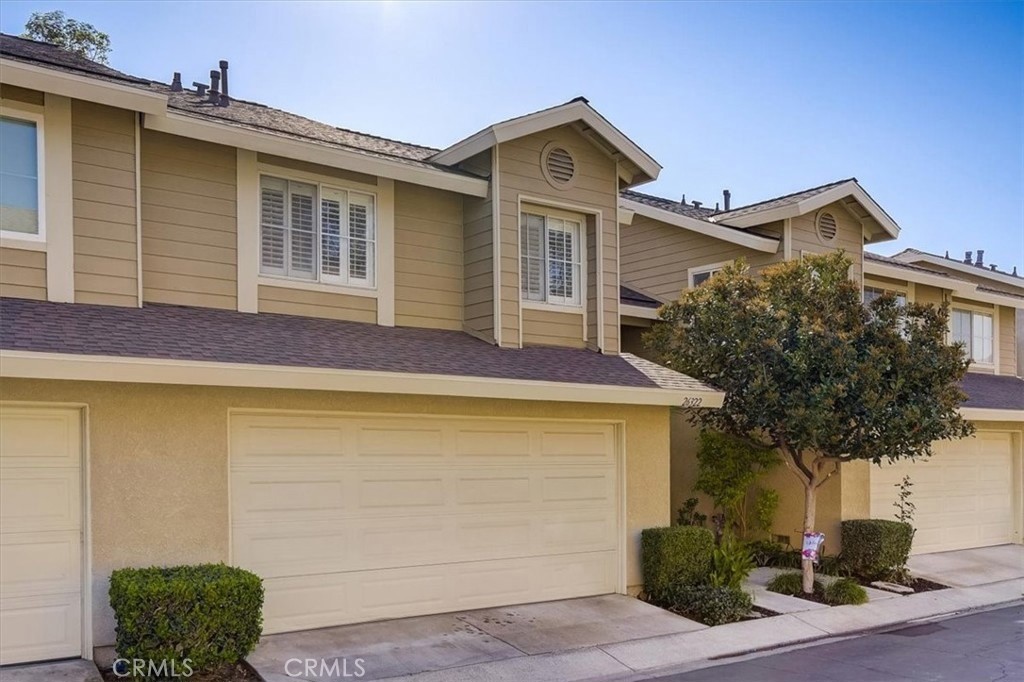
[0,378,670,647]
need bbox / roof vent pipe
[219,60,229,97]
[680,193,686,205]
[964,251,973,264]
[723,189,731,211]
[975,249,984,267]
[170,72,182,92]
[192,81,208,96]
[208,70,221,103]
[990,264,998,271]
[692,201,702,209]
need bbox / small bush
[641,526,715,600]
[841,519,914,581]
[823,577,869,606]
[766,571,823,597]
[109,563,263,679]
[663,584,753,626]
[709,534,755,590]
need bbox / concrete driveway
[909,544,1024,587]
[248,594,705,681]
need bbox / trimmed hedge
[841,519,914,581]
[823,577,869,606]
[109,564,263,678]
[641,526,715,600]
[662,584,753,626]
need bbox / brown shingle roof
[0,34,148,85]
[0,298,673,389]
[710,178,855,221]
[621,189,719,219]
[620,285,662,309]
[960,373,1024,411]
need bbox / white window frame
[863,285,907,306]
[951,305,996,368]
[257,171,377,292]
[519,208,584,308]
[687,260,731,288]
[0,107,46,243]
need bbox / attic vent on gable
[816,212,838,243]
[541,143,576,189]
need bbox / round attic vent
[816,212,838,243]
[541,143,576,188]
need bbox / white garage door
[230,413,621,634]
[871,432,1016,554]
[0,406,83,665]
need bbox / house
[617,182,1024,557]
[0,35,726,665]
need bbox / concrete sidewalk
[378,578,1022,682]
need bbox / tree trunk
[802,483,817,594]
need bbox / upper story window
[521,211,582,306]
[689,264,726,287]
[864,286,907,306]
[952,308,993,365]
[0,114,43,238]
[260,175,376,288]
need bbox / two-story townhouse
[0,35,725,665]
[617,181,1024,559]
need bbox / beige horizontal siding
[521,307,586,348]
[140,129,237,310]
[72,100,137,307]
[257,153,377,187]
[460,146,494,339]
[258,284,376,323]
[394,182,463,330]
[999,306,1016,376]
[621,215,782,301]
[498,126,619,352]
[790,202,863,282]
[914,283,946,307]
[1,84,44,105]
[0,247,46,300]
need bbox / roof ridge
[714,177,856,216]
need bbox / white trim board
[865,260,1024,309]
[893,251,1024,291]
[0,350,723,407]
[621,198,780,253]
[0,59,167,115]
[144,112,488,198]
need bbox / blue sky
[4,1,1021,269]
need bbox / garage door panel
[0,469,80,534]
[0,409,80,469]
[258,550,618,635]
[0,593,81,664]
[870,432,1014,554]
[231,413,620,634]
[0,531,81,598]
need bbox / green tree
[22,11,111,64]
[694,430,777,538]
[646,252,972,593]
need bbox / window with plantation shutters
[259,175,376,287]
[520,211,581,306]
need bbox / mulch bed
[101,662,260,681]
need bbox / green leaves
[23,11,111,63]
[646,252,974,466]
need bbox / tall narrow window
[259,175,376,287]
[0,116,41,235]
[520,211,581,306]
[951,308,994,365]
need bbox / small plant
[662,584,753,626]
[709,534,755,590]
[694,430,778,538]
[747,539,792,567]
[823,577,869,606]
[751,488,780,540]
[676,497,708,527]
[641,526,715,601]
[893,475,916,524]
[767,571,823,597]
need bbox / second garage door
[230,413,621,634]
[870,432,1016,554]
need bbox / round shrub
[766,571,823,597]
[641,526,715,601]
[109,563,263,678]
[663,584,753,626]
[823,577,869,606]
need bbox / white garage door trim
[228,409,627,634]
[870,430,1022,554]
[0,402,92,664]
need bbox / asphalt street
[644,604,1023,682]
